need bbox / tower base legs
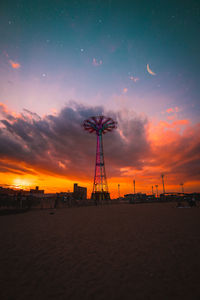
[91,191,110,202]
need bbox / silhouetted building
[30,186,44,197]
[0,187,29,196]
[0,187,16,195]
[125,193,147,203]
[73,183,87,200]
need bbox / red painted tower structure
[83,116,117,201]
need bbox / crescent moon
[147,64,156,76]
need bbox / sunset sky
[0,0,200,197]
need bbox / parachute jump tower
[83,116,117,201]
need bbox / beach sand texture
[0,203,200,300]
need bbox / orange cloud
[166,108,174,113]
[158,119,189,130]
[9,60,21,69]
[51,108,58,115]
[149,119,190,146]
[0,102,9,114]
[92,58,102,67]
[173,119,189,126]
[123,88,128,93]
[166,106,180,113]
[0,102,21,119]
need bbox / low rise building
[30,186,44,197]
[73,183,87,200]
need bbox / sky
[0,0,200,197]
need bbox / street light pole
[161,174,165,194]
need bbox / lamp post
[155,185,158,198]
[180,183,184,193]
[152,186,154,195]
[118,184,120,199]
[161,174,165,194]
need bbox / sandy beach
[0,203,200,299]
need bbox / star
[129,76,139,83]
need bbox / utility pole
[161,174,165,194]
[180,183,184,193]
[133,180,135,194]
[118,184,120,199]
[155,185,158,198]
[152,186,154,195]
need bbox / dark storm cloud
[103,111,150,175]
[149,123,200,182]
[1,102,199,181]
[169,139,200,181]
[0,102,150,179]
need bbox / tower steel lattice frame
[83,116,117,201]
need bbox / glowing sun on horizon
[13,178,32,189]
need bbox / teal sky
[0,0,200,122]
